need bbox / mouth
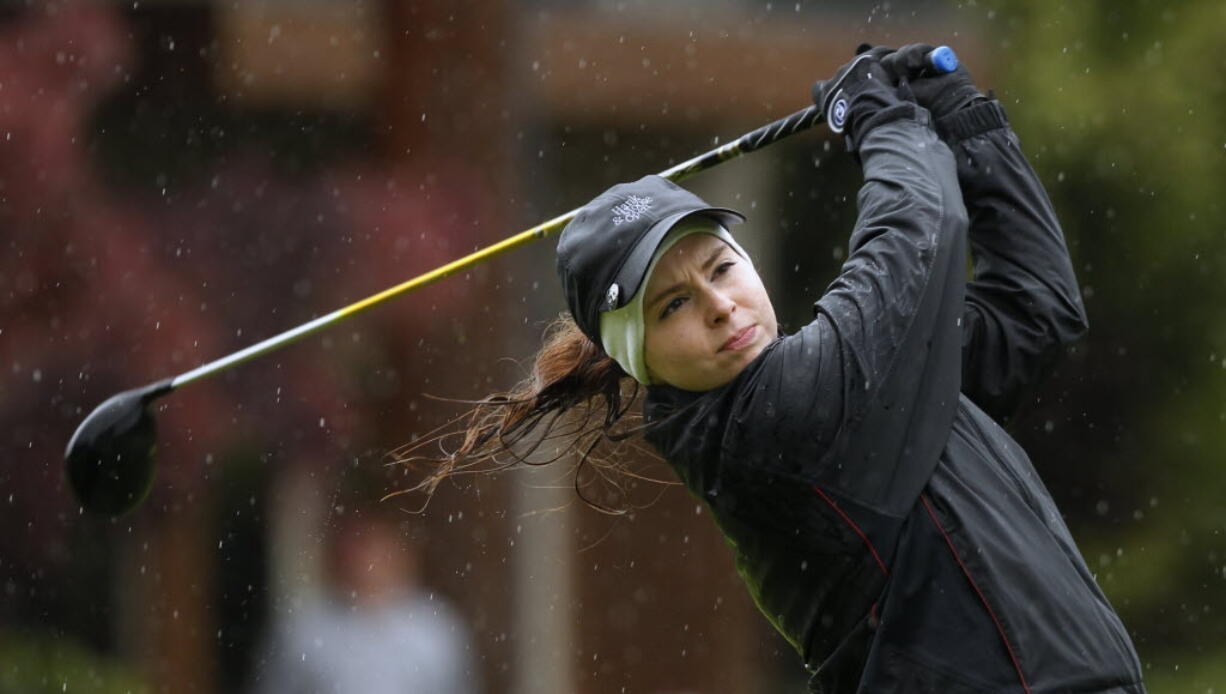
[720,324,758,352]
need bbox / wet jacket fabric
[642,102,1146,693]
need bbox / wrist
[934,99,1008,142]
[856,112,944,177]
[847,102,918,152]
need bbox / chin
[703,354,759,390]
[733,337,769,365]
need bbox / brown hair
[390,314,667,514]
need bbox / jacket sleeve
[738,111,968,517]
[938,101,1089,422]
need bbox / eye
[713,260,735,278]
[659,295,687,320]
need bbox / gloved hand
[810,53,916,150]
[855,43,986,120]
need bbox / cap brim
[605,207,745,311]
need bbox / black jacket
[643,102,1146,693]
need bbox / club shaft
[168,43,964,389]
[170,106,828,389]
[172,208,571,388]
[158,46,960,391]
[169,33,959,390]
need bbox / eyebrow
[646,245,728,311]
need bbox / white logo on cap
[605,283,620,308]
[611,195,653,225]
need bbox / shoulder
[403,593,467,629]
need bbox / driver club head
[65,379,174,516]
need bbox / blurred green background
[991,1,1226,689]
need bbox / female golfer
[425,46,1147,692]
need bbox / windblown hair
[390,314,669,514]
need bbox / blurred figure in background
[252,511,478,694]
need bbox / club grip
[736,106,825,154]
[928,45,958,74]
[679,45,960,168]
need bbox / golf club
[65,46,959,516]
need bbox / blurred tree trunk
[378,2,518,693]
[124,506,215,694]
[380,0,511,198]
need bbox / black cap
[556,175,745,346]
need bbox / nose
[705,288,736,327]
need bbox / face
[329,519,418,606]
[642,233,777,391]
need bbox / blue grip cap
[929,45,959,74]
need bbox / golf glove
[856,43,987,120]
[811,53,917,152]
